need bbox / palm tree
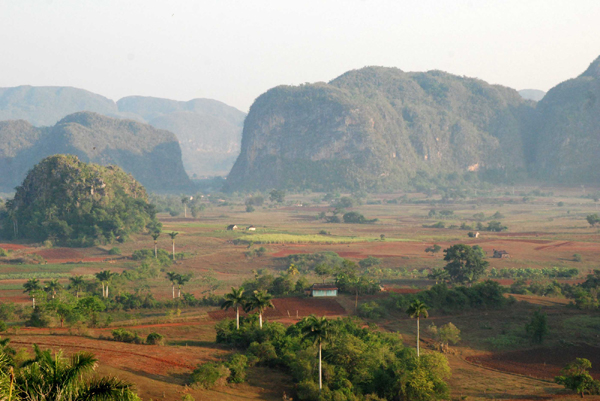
[244,290,274,329]
[301,315,333,391]
[175,273,192,298]
[406,299,429,357]
[69,276,85,298]
[181,196,191,218]
[44,279,62,300]
[221,287,245,329]
[23,278,41,308]
[95,270,116,298]
[166,271,179,299]
[151,232,160,259]
[13,345,140,400]
[168,232,179,260]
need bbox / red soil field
[386,288,421,294]
[466,345,600,380]
[208,297,347,320]
[0,243,29,250]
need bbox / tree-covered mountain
[529,56,600,184]
[0,87,246,177]
[226,67,535,192]
[0,112,191,192]
[117,96,245,176]
[0,154,158,246]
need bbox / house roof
[310,283,338,291]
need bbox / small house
[493,249,510,258]
[247,225,256,231]
[475,232,480,238]
[309,283,338,297]
[226,224,238,231]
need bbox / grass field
[2,186,600,400]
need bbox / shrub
[357,301,386,319]
[359,256,381,268]
[112,328,143,344]
[108,247,121,255]
[246,205,255,213]
[0,248,7,257]
[343,212,377,224]
[226,354,248,383]
[146,332,165,345]
[190,362,230,389]
[573,254,583,262]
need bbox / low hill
[531,56,600,184]
[226,67,534,192]
[518,89,546,102]
[117,96,245,176]
[0,154,158,246]
[0,112,191,192]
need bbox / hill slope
[530,56,600,184]
[518,89,546,102]
[0,112,191,192]
[117,96,245,176]
[226,67,534,191]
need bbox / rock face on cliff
[117,97,245,176]
[0,112,191,192]
[226,67,534,191]
[530,56,600,184]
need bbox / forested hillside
[0,112,191,192]
[227,67,535,192]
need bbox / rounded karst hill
[1,154,160,247]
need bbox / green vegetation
[555,358,600,398]
[525,309,549,344]
[0,155,159,247]
[234,233,408,244]
[442,244,489,285]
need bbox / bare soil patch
[208,297,347,320]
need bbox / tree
[175,273,192,298]
[221,287,245,330]
[586,214,600,227]
[314,264,332,283]
[182,196,192,218]
[443,244,489,285]
[428,322,460,352]
[287,264,299,277]
[151,232,160,259]
[269,189,286,203]
[11,345,140,400]
[555,358,600,398]
[168,232,179,260]
[525,309,549,344]
[69,276,85,298]
[301,315,333,391]
[406,300,428,357]
[244,290,274,329]
[166,271,179,299]
[23,278,41,308]
[425,244,442,256]
[95,270,116,298]
[44,279,63,300]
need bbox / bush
[245,205,255,213]
[573,254,583,262]
[226,354,248,383]
[357,301,386,319]
[0,248,8,257]
[146,332,165,345]
[343,212,377,224]
[190,362,230,389]
[112,328,143,344]
[108,247,121,255]
[359,256,381,268]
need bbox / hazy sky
[1,0,599,112]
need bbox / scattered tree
[587,214,600,227]
[168,231,179,260]
[301,315,333,391]
[525,309,549,344]
[406,300,428,357]
[23,278,41,308]
[221,287,246,330]
[443,244,489,285]
[244,290,274,329]
[555,358,600,398]
[69,276,85,298]
[151,232,160,259]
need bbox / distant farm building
[493,249,510,258]
[309,284,338,297]
[226,224,238,230]
[247,225,256,231]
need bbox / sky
[1,0,599,112]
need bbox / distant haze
[1,1,599,112]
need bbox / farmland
[1,186,600,400]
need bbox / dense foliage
[0,155,159,246]
[215,316,451,400]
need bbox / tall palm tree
[44,279,62,300]
[301,315,333,391]
[406,299,429,357]
[69,276,85,298]
[181,196,191,218]
[221,287,245,329]
[166,271,179,299]
[244,290,274,329]
[151,232,160,259]
[175,273,192,298]
[168,232,179,260]
[23,278,41,308]
[95,270,116,298]
[13,345,140,400]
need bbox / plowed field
[208,297,347,320]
